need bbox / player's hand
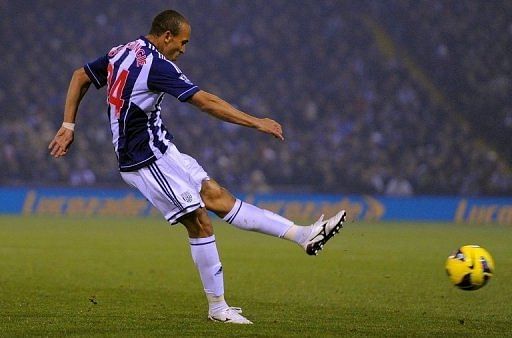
[256,118,284,141]
[48,127,74,158]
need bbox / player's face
[165,23,190,61]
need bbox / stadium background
[1,0,511,196]
[1,1,512,336]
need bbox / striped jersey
[84,36,200,172]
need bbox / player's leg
[178,208,252,324]
[200,179,292,237]
[121,146,252,323]
[200,179,346,255]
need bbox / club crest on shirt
[181,191,193,203]
[179,73,193,85]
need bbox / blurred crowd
[370,1,512,163]
[1,0,511,196]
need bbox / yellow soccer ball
[445,245,495,290]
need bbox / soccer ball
[445,245,495,291]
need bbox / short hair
[149,10,188,36]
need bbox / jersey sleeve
[147,58,200,102]
[84,55,108,89]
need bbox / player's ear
[163,30,174,43]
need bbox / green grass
[0,216,511,337]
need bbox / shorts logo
[181,191,193,203]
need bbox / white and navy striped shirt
[84,36,199,171]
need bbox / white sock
[282,224,313,245]
[189,236,228,313]
[223,199,294,238]
[206,294,228,314]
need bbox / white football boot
[208,307,253,324]
[302,210,346,256]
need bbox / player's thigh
[120,154,204,224]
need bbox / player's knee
[180,208,214,238]
[201,179,226,205]
[200,179,236,216]
[185,221,213,238]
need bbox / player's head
[148,10,190,61]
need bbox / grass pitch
[0,216,511,337]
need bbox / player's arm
[188,90,284,141]
[147,59,283,139]
[48,67,92,158]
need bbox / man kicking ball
[49,9,346,324]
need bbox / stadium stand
[369,1,512,162]
[1,0,510,195]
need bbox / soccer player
[48,9,346,324]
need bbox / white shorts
[121,144,209,224]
